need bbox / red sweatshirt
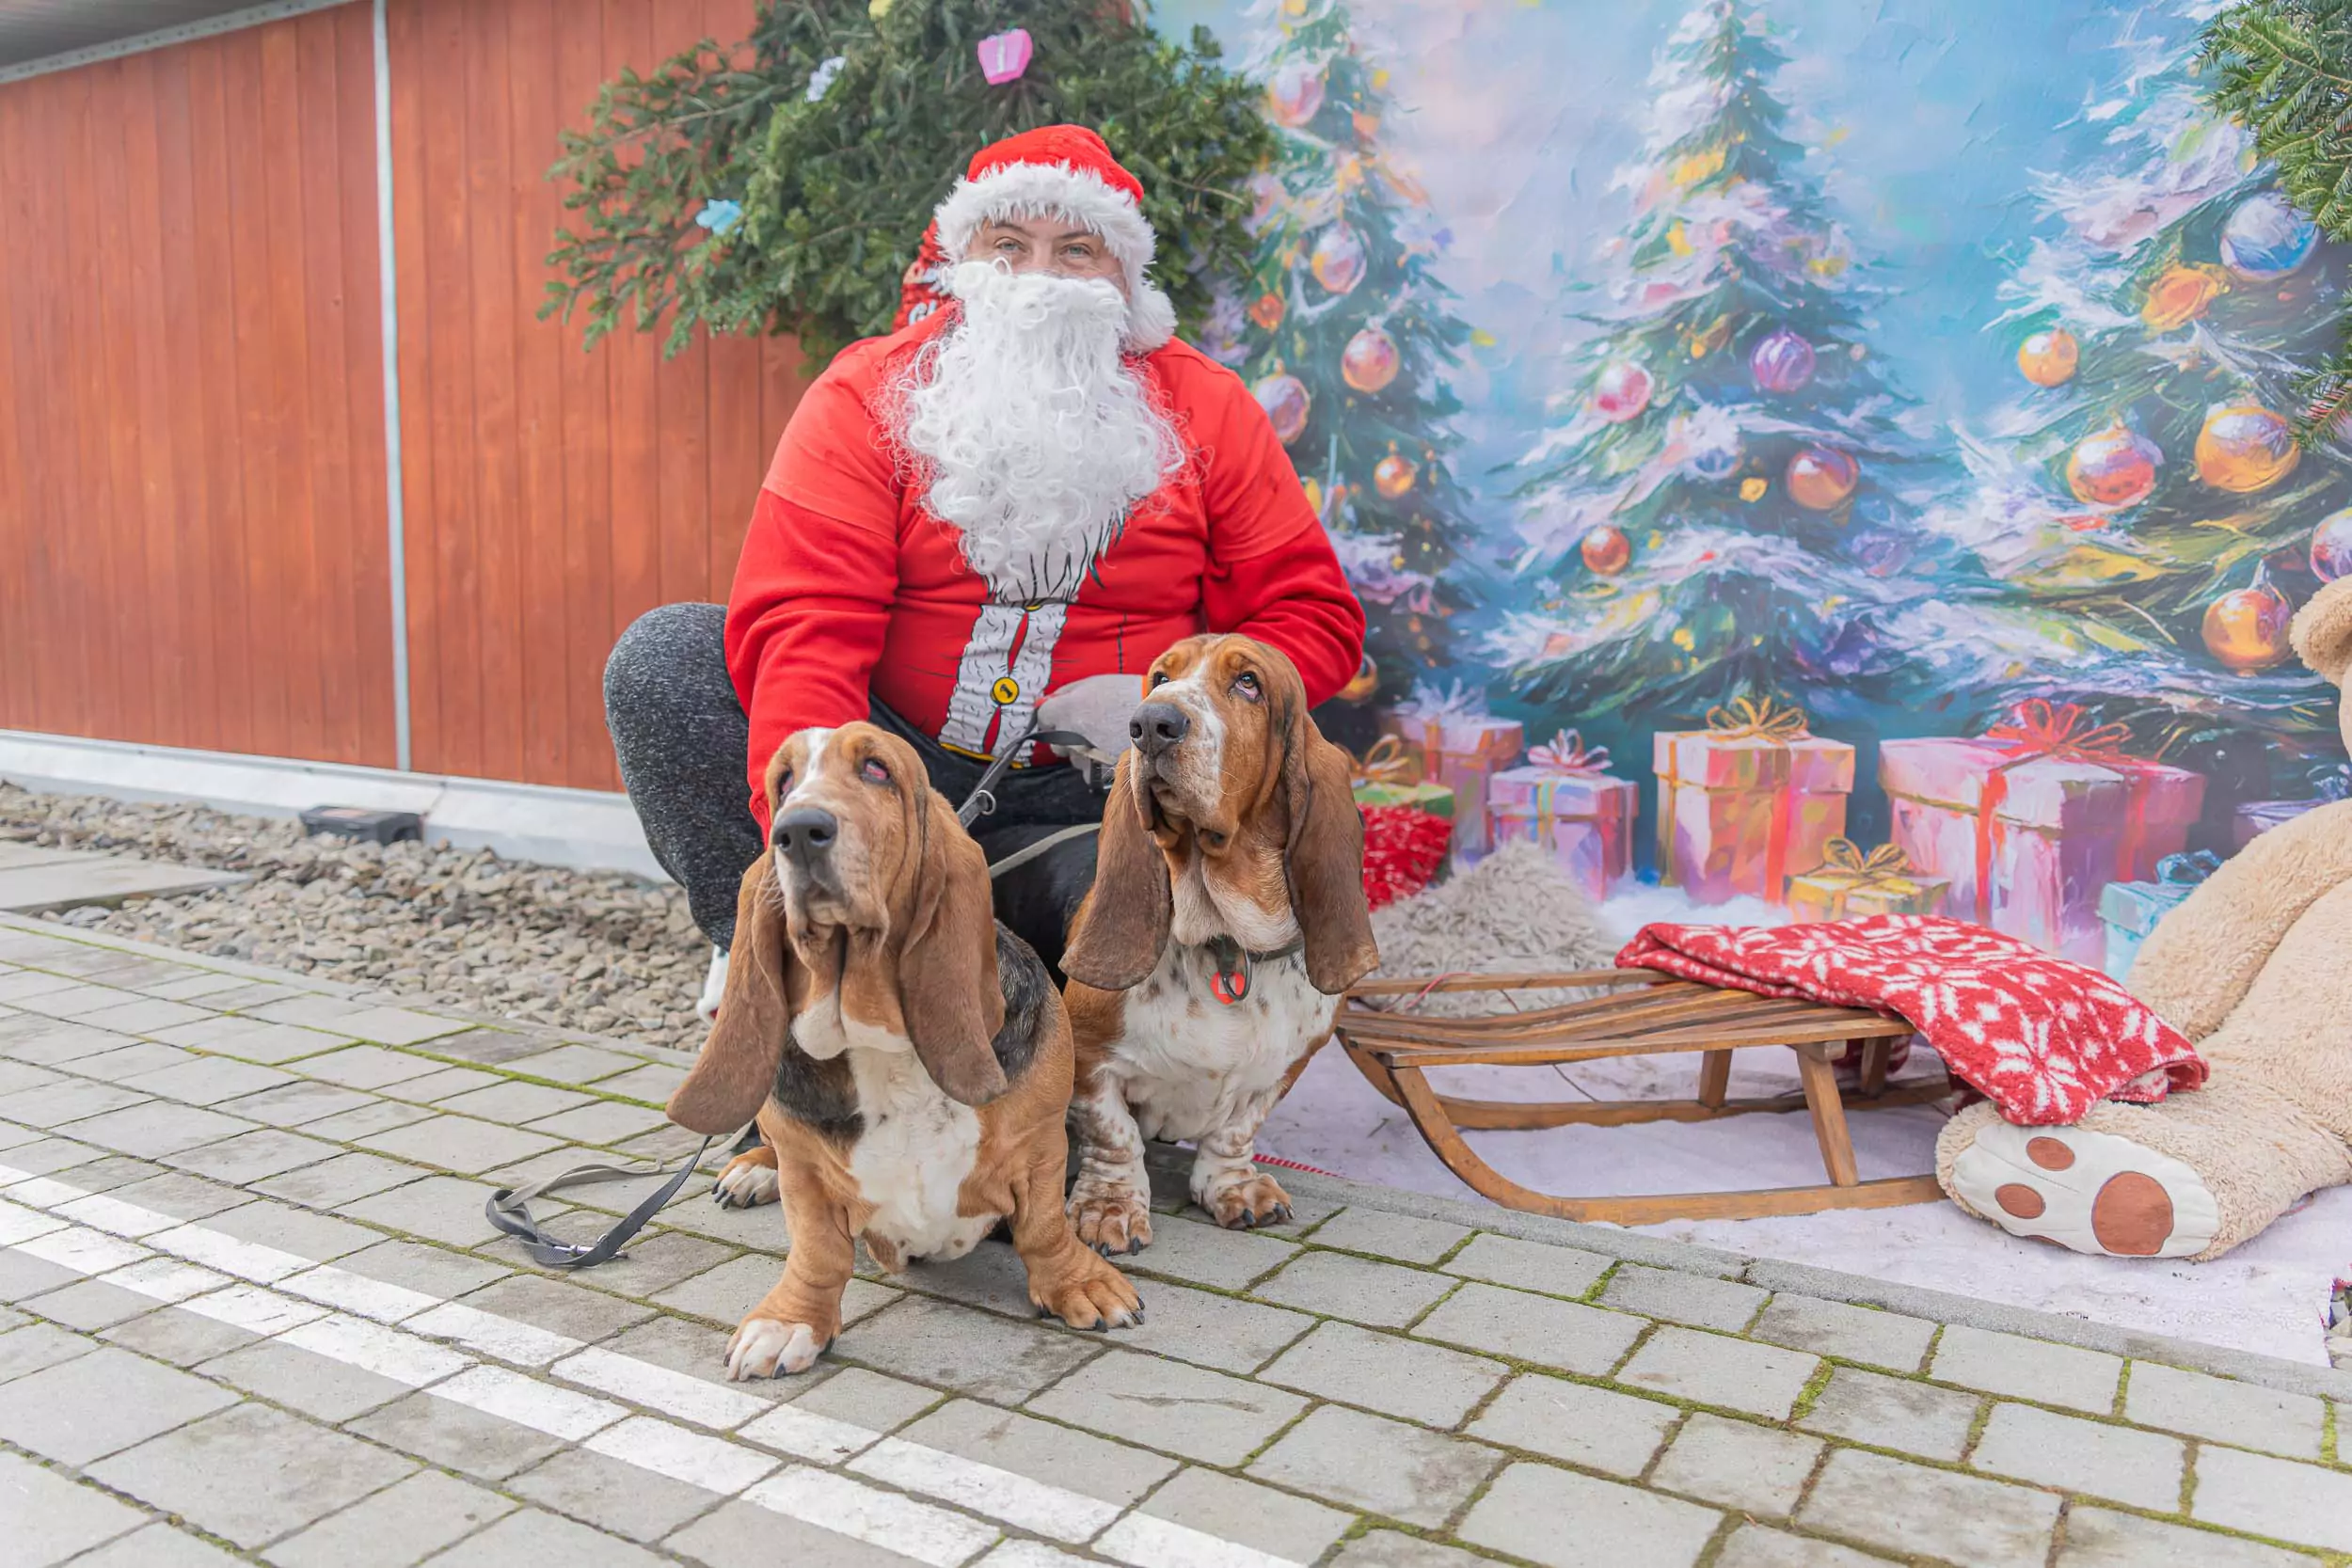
[724,316,1366,829]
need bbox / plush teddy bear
[1935,576,2352,1259]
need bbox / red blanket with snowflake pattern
[1615,915,2204,1125]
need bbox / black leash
[482,725,1111,1269]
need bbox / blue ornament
[2219,192,2317,281]
[694,198,744,236]
[1687,444,1741,481]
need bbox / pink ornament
[976,28,1032,85]
[1749,327,1816,394]
[2312,508,2352,582]
[1590,360,1653,424]
[1310,224,1366,294]
[1253,372,1311,446]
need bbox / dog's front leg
[1065,1064,1154,1255]
[1013,1135,1143,1329]
[725,1147,855,1379]
[1189,1082,1292,1230]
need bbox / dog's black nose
[1130,702,1189,755]
[772,807,839,865]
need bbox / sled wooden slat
[1335,972,1947,1224]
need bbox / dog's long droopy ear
[1283,717,1380,996]
[668,856,795,1135]
[1060,749,1174,991]
[899,793,1009,1106]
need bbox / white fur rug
[1264,854,2346,1366]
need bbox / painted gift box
[1786,838,1951,922]
[2231,762,2350,849]
[1652,697,1853,905]
[1486,732,1638,900]
[2099,850,2220,982]
[1381,682,1523,859]
[1880,702,2205,964]
[1348,736,1456,819]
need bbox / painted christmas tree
[1486,0,1940,740]
[1914,9,2352,782]
[1216,0,1478,714]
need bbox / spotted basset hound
[1057,634,1379,1251]
[666,722,1141,1379]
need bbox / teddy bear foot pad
[1951,1121,2219,1259]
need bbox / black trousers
[602,603,1106,972]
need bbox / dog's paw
[1033,1248,1145,1331]
[1067,1180,1153,1256]
[1196,1167,1292,1231]
[1950,1121,2218,1259]
[712,1150,781,1209]
[725,1315,828,1379]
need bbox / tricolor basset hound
[1057,634,1379,1250]
[666,722,1140,1379]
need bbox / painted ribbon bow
[1979,699,2135,764]
[1704,694,1811,741]
[1349,736,1416,788]
[1527,730,1613,775]
[2155,849,2221,885]
[1819,837,1912,884]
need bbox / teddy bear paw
[1950,1121,2219,1259]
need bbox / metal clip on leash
[484,726,1109,1266]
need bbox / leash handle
[484,1136,715,1269]
[956,725,1104,826]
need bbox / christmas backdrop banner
[1148,0,2350,965]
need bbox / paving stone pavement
[0,914,2349,1567]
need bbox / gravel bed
[1,784,709,1052]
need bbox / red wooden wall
[387,0,809,790]
[0,6,397,767]
[0,0,814,791]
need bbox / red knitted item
[1360,805,1451,911]
[1616,915,2205,1125]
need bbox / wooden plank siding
[386,0,810,791]
[0,0,813,790]
[0,4,397,767]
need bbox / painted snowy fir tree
[1486,0,1938,743]
[1914,8,2352,778]
[1215,0,1477,712]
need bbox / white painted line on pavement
[0,1161,1286,1565]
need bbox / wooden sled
[1333,970,1947,1224]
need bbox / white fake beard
[890,261,1184,601]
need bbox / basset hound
[666,722,1141,1379]
[1057,634,1379,1251]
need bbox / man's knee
[605,603,726,726]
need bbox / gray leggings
[602,603,1106,948]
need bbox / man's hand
[1035,673,1144,768]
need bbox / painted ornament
[2016,328,2078,388]
[1253,370,1311,446]
[2311,508,2352,582]
[1750,327,1816,394]
[1248,293,1284,331]
[1581,525,1631,576]
[1342,326,1401,393]
[1310,224,1367,294]
[2220,192,2318,281]
[2195,404,2299,493]
[1786,447,1859,511]
[2202,575,2296,673]
[1339,654,1379,704]
[1590,360,1653,423]
[1739,476,1769,502]
[1268,59,1325,128]
[2066,420,2161,508]
[2142,264,2226,331]
[1375,444,1418,499]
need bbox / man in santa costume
[604,125,1365,1015]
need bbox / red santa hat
[930,124,1178,352]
